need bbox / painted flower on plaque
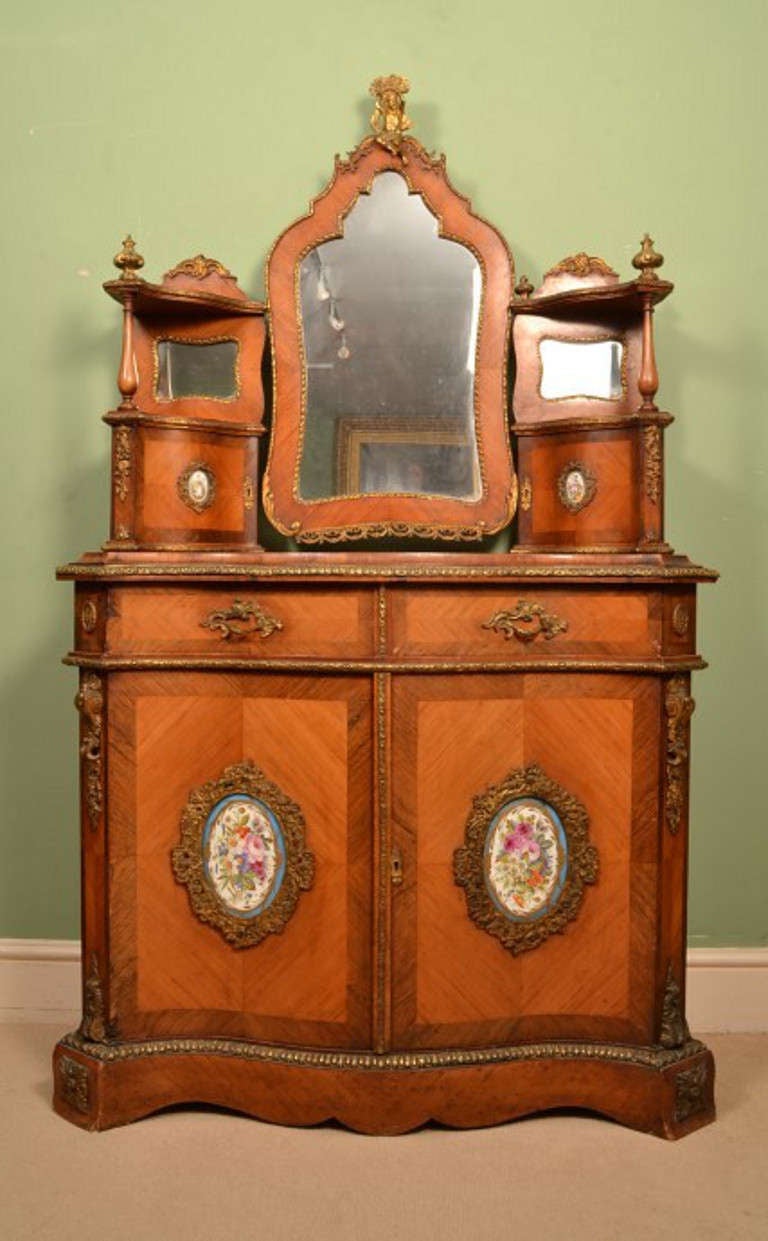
[203,795,285,917]
[563,469,587,508]
[484,797,568,920]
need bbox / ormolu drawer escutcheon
[200,598,283,641]
[483,600,568,644]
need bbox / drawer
[388,586,662,661]
[103,586,375,658]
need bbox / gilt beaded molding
[62,1029,705,1073]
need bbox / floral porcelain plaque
[556,460,597,514]
[484,798,568,921]
[454,764,599,955]
[172,761,315,948]
[204,795,286,917]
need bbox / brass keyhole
[390,846,403,886]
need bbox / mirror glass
[156,339,238,400]
[297,172,482,501]
[539,338,623,401]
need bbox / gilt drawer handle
[483,600,568,644]
[200,599,283,641]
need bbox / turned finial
[369,74,412,154]
[113,234,144,281]
[514,274,534,300]
[632,234,664,283]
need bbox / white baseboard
[0,939,81,1025]
[1,940,766,1031]
[685,948,768,1034]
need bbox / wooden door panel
[109,671,372,1047]
[392,673,659,1048]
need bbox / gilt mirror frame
[263,80,516,544]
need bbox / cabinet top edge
[56,554,719,585]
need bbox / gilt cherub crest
[369,74,412,154]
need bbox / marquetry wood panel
[107,586,375,658]
[108,671,372,1047]
[389,586,654,659]
[391,672,660,1048]
[516,431,641,548]
[136,428,258,545]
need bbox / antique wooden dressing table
[53,76,716,1137]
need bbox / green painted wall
[1,1,764,944]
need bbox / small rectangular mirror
[539,338,623,401]
[156,339,239,400]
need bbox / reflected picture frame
[334,416,479,498]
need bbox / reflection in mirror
[539,338,623,401]
[297,172,482,501]
[156,339,239,400]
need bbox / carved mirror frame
[263,95,516,544]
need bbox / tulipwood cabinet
[54,76,716,1139]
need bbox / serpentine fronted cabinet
[53,78,717,1138]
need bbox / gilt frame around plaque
[263,135,516,543]
[171,760,315,949]
[453,764,599,956]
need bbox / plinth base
[53,1033,715,1139]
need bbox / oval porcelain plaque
[203,794,286,918]
[564,469,587,507]
[187,468,211,506]
[484,797,568,921]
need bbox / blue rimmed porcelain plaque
[484,797,568,922]
[203,794,286,919]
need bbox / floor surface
[1,1026,766,1241]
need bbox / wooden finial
[369,75,412,154]
[514,274,534,300]
[113,234,144,281]
[632,234,664,283]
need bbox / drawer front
[106,586,375,658]
[389,586,659,661]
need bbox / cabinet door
[108,671,372,1048]
[391,673,660,1049]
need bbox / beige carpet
[1,1026,766,1241]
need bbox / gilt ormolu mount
[53,76,716,1139]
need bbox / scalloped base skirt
[52,1035,715,1139]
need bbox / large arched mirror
[298,171,482,504]
[264,87,515,543]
